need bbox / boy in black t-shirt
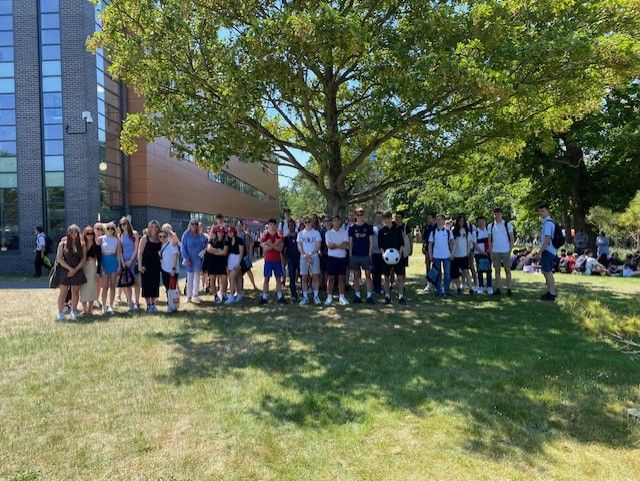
[378,212,406,305]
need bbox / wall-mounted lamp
[66,111,94,135]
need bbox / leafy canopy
[90,0,640,211]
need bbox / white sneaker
[314,296,321,305]
[487,287,494,296]
[56,312,65,321]
[107,305,114,314]
[339,297,349,306]
[299,297,309,306]
[324,296,333,306]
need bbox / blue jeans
[433,258,451,294]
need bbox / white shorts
[227,253,241,271]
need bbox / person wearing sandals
[118,217,141,311]
[159,225,180,309]
[55,224,87,321]
[138,220,163,312]
[96,222,124,314]
[80,226,100,315]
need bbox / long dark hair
[452,214,469,238]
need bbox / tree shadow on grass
[152,277,640,461]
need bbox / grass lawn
[1,259,639,481]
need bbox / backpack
[43,233,53,254]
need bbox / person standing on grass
[80,226,99,315]
[379,212,407,305]
[422,213,437,291]
[324,215,350,306]
[472,216,493,295]
[55,224,87,321]
[138,220,163,312]
[97,222,124,315]
[428,214,455,297]
[283,219,301,303]
[118,217,140,311]
[297,215,323,305]
[538,204,558,301]
[349,207,375,304]
[159,225,180,309]
[34,226,50,277]
[180,220,207,303]
[488,208,515,296]
[260,218,286,304]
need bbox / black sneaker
[353,296,363,304]
[385,296,391,305]
[398,297,407,305]
[494,289,502,296]
[366,296,374,305]
[277,297,287,305]
[506,289,512,297]
[259,298,268,305]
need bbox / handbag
[167,275,180,312]
[117,266,135,287]
[48,261,62,289]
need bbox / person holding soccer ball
[378,212,406,305]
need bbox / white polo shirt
[429,228,452,259]
[488,220,513,254]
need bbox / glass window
[0,126,15,140]
[40,0,60,13]
[41,60,61,76]
[0,109,14,125]
[0,77,13,93]
[41,45,60,60]
[0,155,15,171]
[44,140,63,156]
[40,14,60,29]
[0,46,12,62]
[0,1,12,15]
[40,29,60,45]
[42,76,62,92]
[0,30,12,46]
[0,140,15,155]
[43,92,62,108]
[0,62,13,77]
[0,15,12,31]
[43,108,62,124]
[44,125,63,140]
[44,155,64,171]
[0,172,16,187]
[0,93,13,108]
[45,172,64,187]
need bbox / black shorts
[327,256,348,276]
[381,257,406,277]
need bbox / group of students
[48,203,567,319]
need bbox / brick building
[1,0,279,273]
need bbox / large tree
[90,0,640,214]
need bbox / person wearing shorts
[259,219,285,304]
[349,207,375,304]
[488,208,515,296]
[324,215,350,305]
[297,215,322,305]
[378,212,406,304]
[538,204,558,301]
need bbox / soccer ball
[383,248,401,265]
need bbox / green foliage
[90,0,640,213]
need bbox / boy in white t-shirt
[297,215,322,305]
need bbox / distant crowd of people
[41,201,635,321]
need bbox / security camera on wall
[82,111,93,124]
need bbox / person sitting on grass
[583,250,608,276]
